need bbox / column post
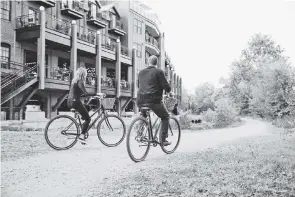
[38,6,46,89]
[131,46,138,114]
[95,31,102,93]
[115,39,121,116]
[70,20,78,76]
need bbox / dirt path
[1,118,278,197]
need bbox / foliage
[227,33,295,125]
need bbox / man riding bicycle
[137,55,173,146]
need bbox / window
[133,18,142,34]
[1,1,11,21]
[135,43,142,58]
[88,2,97,19]
[1,43,10,68]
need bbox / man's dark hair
[148,55,158,66]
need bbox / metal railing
[145,35,159,49]
[101,76,115,88]
[15,13,40,29]
[120,80,131,90]
[1,65,38,93]
[62,0,84,13]
[46,66,71,82]
[87,12,105,22]
[121,46,131,57]
[115,20,124,31]
[46,14,71,36]
[1,60,23,71]
[77,26,96,44]
[101,34,117,52]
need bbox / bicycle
[126,95,181,162]
[45,93,126,150]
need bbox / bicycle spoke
[126,117,151,162]
[97,115,126,147]
[45,115,79,150]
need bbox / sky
[139,0,295,92]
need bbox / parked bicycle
[126,95,181,162]
[45,93,126,150]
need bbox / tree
[228,33,292,117]
[193,82,215,114]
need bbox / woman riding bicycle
[67,67,97,144]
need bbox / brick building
[0,0,182,120]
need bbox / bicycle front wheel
[160,116,181,154]
[97,114,126,147]
[126,117,151,162]
[44,115,80,150]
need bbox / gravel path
[1,118,291,197]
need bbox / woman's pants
[67,99,90,135]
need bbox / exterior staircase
[1,65,39,105]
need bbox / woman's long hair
[71,67,88,85]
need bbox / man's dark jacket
[137,66,171,105]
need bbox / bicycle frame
[63,102,113,136]
[143,112,174,144]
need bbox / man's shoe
[161,139,171,146]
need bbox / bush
[201,108,217,124]
[214,98,239,128]
[200,98,239,128]
[272,115,295,129]
[179,112,192,130]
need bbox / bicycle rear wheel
[45,115,80,150]
[126,117,151,162]
[160,116,181,154]
[97,114,126,147]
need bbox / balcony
[120,46,132,65]
[32,0,56,8]
[87,13,107,29]
[108,20,125,36]
[101,34,117,60]
[77,26,96,45]
[145,35,160,55]
[15,13,72,46]
[120,80,131,90]
[86,68,96,86]
[61,0,84,20]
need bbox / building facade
[0,0,182,120]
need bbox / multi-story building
[0,0,182,120]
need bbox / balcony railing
[86,75,96,86]
[16,13,40,29]
[101,76,115,88]
[121,46,131,57]
[101,34,117,52]
[46,14,71,36]
[86,67,96,85]
[62,0,84,13]
[77,26,96,44]
[120,80,131,90]
[46,66,71,81]
[115,20,124,31]
[146,35,159,49]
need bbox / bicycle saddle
[140,106,151,111]
[96,93,106,98]
[70,108,77,113]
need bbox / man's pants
[138,102,170,139]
